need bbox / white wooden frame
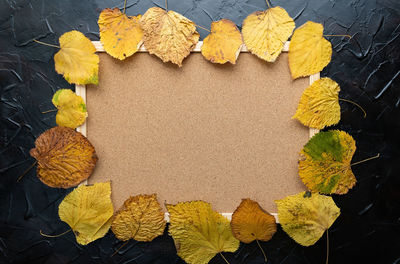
[76,41,320,222]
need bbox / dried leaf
[54,30,99,85]
[293,78,340,129]
[275,191,340,246]
[289,21,332,79]
[52,89,87,129]
[299,130,356,194]
[231,198,277,243]
[201,19,243,64]
[140,7,199,66]
[30,126,98,188]
[111,194,166,242]
[58,182,114,245]
[98,8,143,60]
[167,201,239,264]
[242,6,295,62]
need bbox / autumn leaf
[293,78,340,129]
[289,21,332,79]
[299,130,356,194]
[242,5,295,62]
[140,7,199,67]
[98,8,143,60]
[52,89,87,129]
[30,126,98,188]
[111,194,166,242]
[54,30,99,85]
[231,198,276,243]
[167,201,239,264]
[58,182,114,245]
[201,19,243,64]
[275,191,340,246]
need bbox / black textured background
[1,0,400,263]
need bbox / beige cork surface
[87,52,309,213]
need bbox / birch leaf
[52,89,87,129]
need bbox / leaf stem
[165,0,168,11]
[33,39,60,49]
[219,253,231,264]
[266,0,271,8]
[17,161,37,182]
[40,228,71,238]
[351,153,380,166]
[339,98,366,118]
[326,230,329,264]
[256,240,268,263]
[324,34,352,39]
[123,0,127,14]
[42,109,57,114]
[196,24,211,33]
[111,240,130,257]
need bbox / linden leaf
[30,126,98,188]
[299,130,356,194]
[167,201,239,264]
[293,78,340,129]
[201,19,243,64]
[231,198,277,243]
[98,8,143,60]
[54,30,99,85]
[111,194,166,242]
[289,21,332,79]
[58,182,114,245]
[242,6,295,62]
[275,191,340,246]
[140,7,200,67]
[52,89,88,129]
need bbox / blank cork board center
[86,52,309,212]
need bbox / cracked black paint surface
[1,0,399,263]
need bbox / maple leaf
[292,78,340,129]
[299,130,356,194]
[52,89,87,129]
[139,7,199,67]
[98,8,143,60]
[30,126,98,188]
[242,5,295,62]
[111,194,166,242]
[201,19,243,64]
[167,201,239,264]
[58,182,114,245]
[288,21,332,79]
[54,30,99,85]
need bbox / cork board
[77,41,318,214]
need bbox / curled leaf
[167,201,239,264]
[276,191,340,246]
[242,6,295,62]
[289,21,332,79]
[54,30,99,85]
[98,8,143,60]
[299,130,356,194]
[293,77,340,129]
[201,19,243,64]
[58,182,114,245]
[30,126,98,188]
[231,198,277,243]
[111,194,166,242]
[140,7,199,66]
[52,89,87,129]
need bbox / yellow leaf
[54,30,99,85]
[231,198,277,243]
[293,78,340,129]
[242,6,295,62]
[201,19,243,64]
[30,126,98,188]
[288,21,332,79]
[299,130,356,194]
[58,182,114,245]
[52,89,87,129]
[140,7,199,67]
[275,191,340,246]
[167,201,239,264]
[98,8,143,60]
[111,194,166,242]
